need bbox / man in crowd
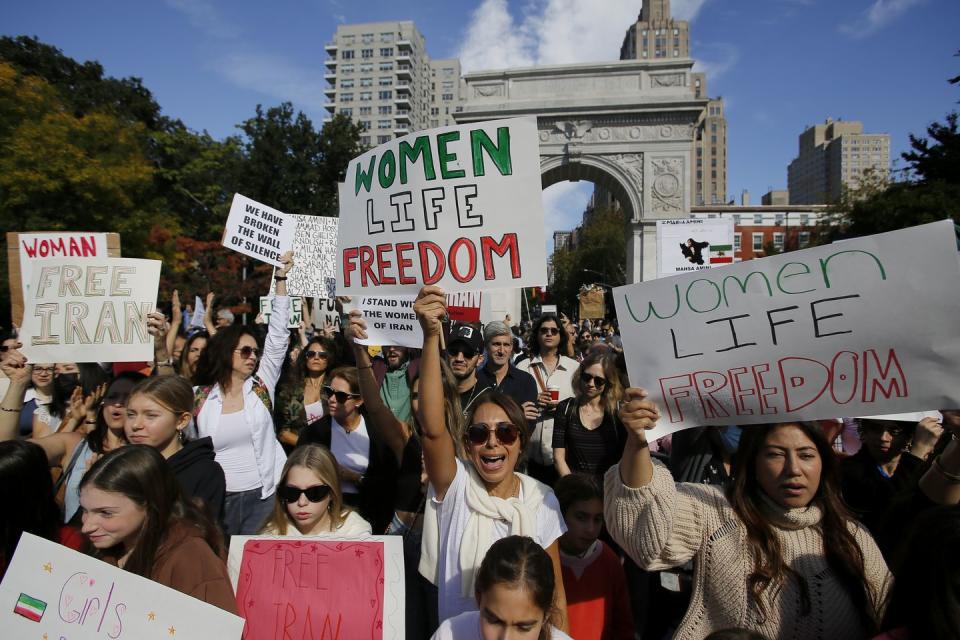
[372,346,418,423]
[475,321,539,425]
[215,308,234,329]
[446,324,487,415]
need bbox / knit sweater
[604,459,891,640]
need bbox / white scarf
[419,464,549,597]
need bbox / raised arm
[259,251,294,393]
[414,286,458,499]
[148,311,175,376]
[0,349,31,442]
[166,289,182,357]
[203,292,217,336]
[616,388,659,488]
[346,311,407,465]
[919,412,960,505]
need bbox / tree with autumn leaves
[0,36,364,326]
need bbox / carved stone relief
[650,73,685,88]
[610,154,643,193]
[650,158,683,213]
[473,83,505,98]
[538,123,694,145]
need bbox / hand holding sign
[618,388,661,439]
[222,194,295,267]
[414,286,448,338]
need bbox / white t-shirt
[330,415,370,494]
[433,459,566,623]
[431,610,572,640]
[517,355,579,465]
[304,400,325,424]
[213,410,262,492]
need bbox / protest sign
[221,193,295,267]
[7,231,120,325]
[284,214,339,298]
[313,297,342,332]
[540,304,558,315]
[614,220,960,439]
[259,296,303,329]
[347,295,423,349]
[19,257,161,363]
[446,291,482,323]
[579,287,605,320]
[188,295,206,330]
[656,218,736,278]
[336,116,548,295]
[0,533,243,640]
[228,535,404,640]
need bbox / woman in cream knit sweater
[604,389,891,640]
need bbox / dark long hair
[475,536,557,640]
[177,330,209,382]
[881,505,960,639]
[193,324,260,391]
[529,314,569,358]
[79,446,224,578]
[0,441,60,578]
[85,372,147,454]
[727,422,874,629]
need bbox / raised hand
[413,285,447,337]
[345,310,368,343]
[0,347,31,384]
[619,388,661,439]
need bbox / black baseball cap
[449,324,483,354]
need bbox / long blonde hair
[261,444,350,534]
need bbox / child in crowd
[432,535,573,640]
[555,473,634,640]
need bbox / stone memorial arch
[455,59,708,283]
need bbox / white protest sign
[221,193,295,267]
[227,535,404,640]
[259,295,302,328]
[189,295,206,330]
[20,257,161,363]
[17,232,109,306]
[336,116,548,295]
[541,304,558,315]
[347,295,423,349]
[614,220,960,439]
[0,533,243,639]
[285,213,339,298]
[656,218,735,278]
[313,297,341,332]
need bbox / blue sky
[5,0,958,254]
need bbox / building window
[378,105,392,115]
[379,77,393,86]
[340,79,354,88]
[341,64,354,74]
[360,136,370,145]
[773,232,784,250]
[359,77,372,87]
[754,214,763,224]
[800,214,810,226]
[361,33,374,44]
[341,50,355,59]
[775,214,785,226]
[359,91,372,101]
[359,120,371,130]
[378,135,390,144]
[342,35,355,45]
[359,106,371,115]
[380,32,394,43]
[430,107,439,116]
[752,233,764,251]
[340,108,352,116]
[442,93,453,101]
[341,92,353,102]
[361,49,373,59]
[734,233,741,251]
[378,90,392,100]
[799,232,811,247]
[360,63,373,72]
[378,119,391,129]
[380,47,393,57]
[379,62,393,71]
[733,214,741,225]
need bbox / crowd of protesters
[0,253,958,640]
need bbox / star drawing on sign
[148,612,156,621]
[168,626,176,636]
[42,562,53,573]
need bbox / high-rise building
[323,21,463,146]
[787,118,890,204]
[620,1,727,206]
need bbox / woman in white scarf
[414,286,569,632]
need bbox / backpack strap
[193,379,272,418]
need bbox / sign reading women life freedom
[336,117,548,296]
[614,220,960,439]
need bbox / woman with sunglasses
[297,366,398,534]
[414,286,569,631]
[260,444,371,536]
[552,352,626,479]
[274,336,338,452]
[193,251,294,536]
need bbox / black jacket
[168,437,226,522]
[297,416,397,534]
[841,448,924,537]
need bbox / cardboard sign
[222,193,295,267]
[347,295,423,349]
[614,220,960,439]
[579,287,605,320]
[313,297,342,332]
[259,296,302,329]
[19,257,161,363]
[336,117,548,295]
[656,219,736,278]
[286,214,339,298]
[7,231,120,326]
[446,291,482,323]
[0,533,243,639]
[228,536,404,640]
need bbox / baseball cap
[449,324,483,354]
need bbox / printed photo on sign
[615,220,960,439]
[19,257,161,364]
[336,117,548,295]
[656,218,735,278]
[0,533,243,640]
[221,193,295,267]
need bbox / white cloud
[541,181,592,254]
[209,52,329,112]
[840,0,925,38]
[164,0,241,39]
[691,42,739,83]
[459,0,711,72]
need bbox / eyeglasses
[447,345,477,359]
[305,350,329,360]
[323,385,360,404]
[539,327,560,336]
[33,366,55,374]
[862,423,906,437]
[465,422,521,446]
[580,373,607,389]
[234,346,260,360]
[277,484,331,503]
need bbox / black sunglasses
[465,422,521,446]
[277,484,331,503]
[447,345,477,359]
[235,346,260,359]
[323,385,360,404]
[539,327,560,336]
[305,350,329,360]
[581,373,607,388]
